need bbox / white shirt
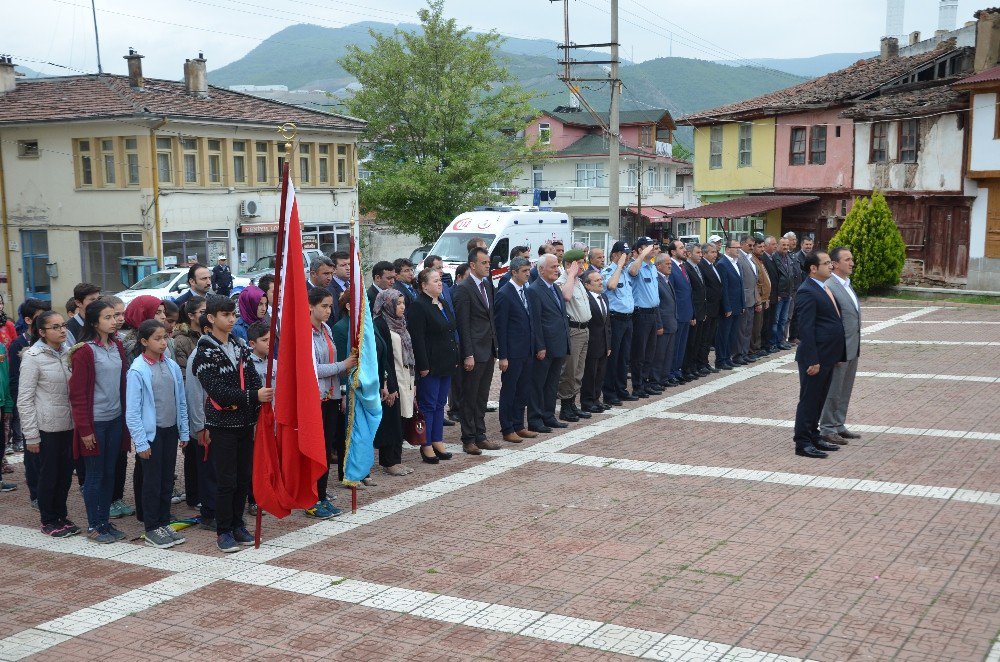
[589,290,606,317]
[810,277,827,290]
[831,273,859,310]
[740,249,757,276]
[512,282,528,309]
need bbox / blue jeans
[82,417,124,531]
[771,298,791,347]
[416,374,451,444]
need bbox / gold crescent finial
[277,122,298,154]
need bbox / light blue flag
[343,298,383,485]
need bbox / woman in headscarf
[121,296,167,363]
[0,293,17,348]
[233,285,266,342]
[372,289,414,477]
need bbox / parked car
[117,268,250,305]
[240,249,322,282]
[410,244,432,265]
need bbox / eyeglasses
[44,324,69,331]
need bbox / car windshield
[250,255,275,272]
[429,233,496,263]
[128,271,177,290]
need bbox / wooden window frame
[336,145,348,185]
[640,125,653,148]
[231,140,247,185]
[538,122,551,145]
[709,126,723,169]
[899,119,918,163]
[808,125,827,165]
[299,143,312,185]
[318,144,330,185]
[737,123,752,168]
[75,139,94,188]
[789,127,806,166]
[870,122,889,163]
[206,139,223,186]
[124,138,140,187]
[254,141,269,185]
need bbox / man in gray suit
[652,255,678,387]
[820,247,862,445]
[735,236,759,364]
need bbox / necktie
[518,287,527,310]
[597,295,606,318]
[551,283,562,310]
[680,263,689,283]
[824,285,840,317]
[479,279,489,308]
[691,264,703,283]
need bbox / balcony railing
[518,185,684,205]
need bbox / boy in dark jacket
[192,296,272,553]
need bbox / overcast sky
[10,0,986,79]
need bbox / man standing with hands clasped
[820,247,862,446]
[792,252,847,459]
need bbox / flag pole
[255,122,297,548]
[350,208,358,515]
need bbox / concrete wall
[0,119,359,307]
[969,92,1000,173]
[774,108,854,191]
[853,114,965,192]
[693,117,775,194]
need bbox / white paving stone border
[770,368,999,383]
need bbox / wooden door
[927,204,972,282]
[988,183,1000,259]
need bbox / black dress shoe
[717,364,733,371]
[645,385,664,394]
[699,367,712,376]
[549,420,569,429]
[558,410,580,423]
[622,394,639,402]
[442,417,456,427]
[528,425,552,433]
[599,403,612,410]
[420,448,440,464]
[434,448,453,460]
[780,342,793,350]
[571,405,592,419]
[839,430,862,439]
[745,354,758,362]
[606,399,622,406]
[795,445,828,458]
[814,439,840,451]
[633,391,649,399]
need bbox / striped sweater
[191,333,263,428]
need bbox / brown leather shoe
[839,429,862,439]
[502,433,523,443]
[516,429,538,439]
[475,439,502,451]
[462,442,482,455]
[822,433,849,445]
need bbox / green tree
[827,190,907,295]
[340,0,541,243]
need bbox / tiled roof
[0,74,366,131]
[680,44,960,125]
[552,134,694,166]
[544,108,675,129]
[953,64,1000,87]
[667,195,818,219]
[840,85,967,119]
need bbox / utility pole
[553,0,622,239]
[608,0,621,240]
[90,0,104,74]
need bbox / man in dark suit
[496,246,530,290]
[526,254,570,433]
[715,241,743,370]
[682,243,707,380]
[367,261,396,314]
[761,236,781,353]
[652,255,678,387]
[495,256,537,443]
[580,269,611,412]
[392,258,419,305]
[666,241,694,382]
[698,242,727,374]
[327,251,350,325]
[793,251,847,459]
[453,247,499,454]
[735,236,759,364]
[306,255,335,292]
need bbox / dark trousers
[447,376,461,419]
[82,417,123,531]
[417,374,450,444]
[630,310,657,391]
[10,409,23,445]
[499,356,532,434]
[139,425,179,532]
[529,355,565,427]
[670,321,690,379]
[459,359,495,443]
[209,425,254,535]
[133,455,144,523]
[75,456,86,487]
[36,429,73,527]
[762,302,777,348]
[698,314,719,367]
[580,351,608,408]
[652,330,676,383]
[113,450,128,502]
[25,446,40,501]
[317,399,342,501]
[197,437,217,520]
[793,362,835,450]
[183,441,200,507]
[603,315,632,400]
[683,319,702,374]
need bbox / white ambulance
[427,206,573,282]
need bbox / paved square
[1,302,998,661]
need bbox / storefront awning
[662,195,819,220]
[625,206,680,220]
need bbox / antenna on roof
[90,0,104,74]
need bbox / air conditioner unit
[239,200,260,218]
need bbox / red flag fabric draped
[252,165,327,519]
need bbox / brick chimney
[974,8,1000,72]
[909,31,921,45]
[124,48,144,89]
[880,36,899,60]
[183,52,208,98]
[0,56,16,96]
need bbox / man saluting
[792,251,846,459]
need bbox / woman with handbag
[372,289,413,476]
[406,268,457,465]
